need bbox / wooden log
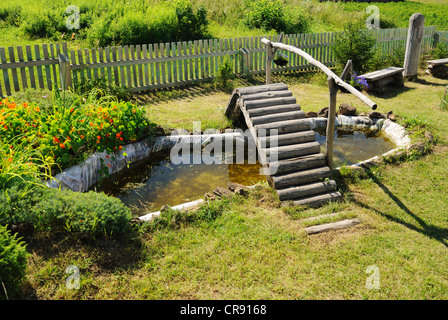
[403,13,425,78]
[242,90,293,101]
[251,110,305,125]
[326,76,337,170]
[271,166,331,189]
[258,130,316,148]
[294,191,342,208]
[268,153,326,175]
[277,180,337,201]
[58,54,72,91]
[248,103,302,117]
[264,141,320,160]
[260,38,377,110]
[304,218,360,234]
[244,96,297,109]
[237,83,288,95]
[254,118,311,134]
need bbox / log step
[254,118,311,134]
[248,103,302,118]
[304,218,360,234]
[268,153,326,175]
[237,83,289,96]
[293,191,343,208]
[271,166,331,189]
[244,96,297,110]
[258,130,316,148]
[263,141,320,160]
[277,180,337,201]
[241,90,293,102]
[251,110,306,126]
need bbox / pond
[94,129,395,214]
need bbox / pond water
[315,129,395,168]
[94,130,395,215]
[92,148,265,215]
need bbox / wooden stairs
[225,82,342,207]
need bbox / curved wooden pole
[261,38,377,110]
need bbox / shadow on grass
[353,171,448,248]
[367,85,415,99]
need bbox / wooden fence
[0,26,443,97]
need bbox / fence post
[266,41,273,84]
[325,76,338,171]
[403,13,425,79]
[433,31,441,48]
[58,53,72,91]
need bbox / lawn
[13,70,448,300]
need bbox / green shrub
[76,77,132,102]
[431,42,448,60]
[0,5,22,27]
[215,56,234,91]
[174,0,210,40]
[1,186,133,238]
[0,224,28,299]
[243,0,309,34]
[332,21,376,74]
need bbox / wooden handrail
[261,38,377,110]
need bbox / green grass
[12,68,448,300]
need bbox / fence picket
[0,48,10,96]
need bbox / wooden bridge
[226,82,342,207]
[225,37,378,207]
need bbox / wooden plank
[271,166,331,189]
[8,47,20,92]
[188,41,194,80]
[160,43,166,84]
[149,44,155,85]
[26,45,36,89]
[209,39,214,77]
[166,43,172,84]
[294,191,342,208]
[264,141,320,160]
[16,46,28,90]
[112,47,119,85]
[84,48,92,81]
[251,110,305,125]
[171,42,177,83]
[70,50,78,88]
[91,48,98,81]
[35,45,45,89]
[304,218,360,234]
[278,180,337,201]
[49,43,58,89]
[254,118,312,134]
[42,44,53,90]
[183,41,188,81]
[244,96,297,109]
[136,45,143,87]
[154,44,160,85]
[124,46,132,87]
[326,77,337,170]
[142,45,149,86]
[271,153,326,176]
[360,67,404,81]
[104,47,115,84]
[130,45,138,88]
[0,48,11,95]
[118,46,125,87]
[194,40,199,80]
[176,41,182,82]
[77,49,85,85]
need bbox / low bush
[332,21,376,74]
[0,185,133,238]
[0,4,22,27]
[243,0,309,34]
[0,224,28,300]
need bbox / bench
[360,67,404,93]
[425,58,448,79]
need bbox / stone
[368,111,385,119]
[424,131,434,143]
[318,107,329,118]
[406,142,426,154]
[387,111,397,122]
[228,182,249,196]
[305,111,318,118]
[338,103,357,116]
[212,186,232,198]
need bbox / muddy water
[93,150,265,215]
[95,130,395,215]
[315,129,395,167]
